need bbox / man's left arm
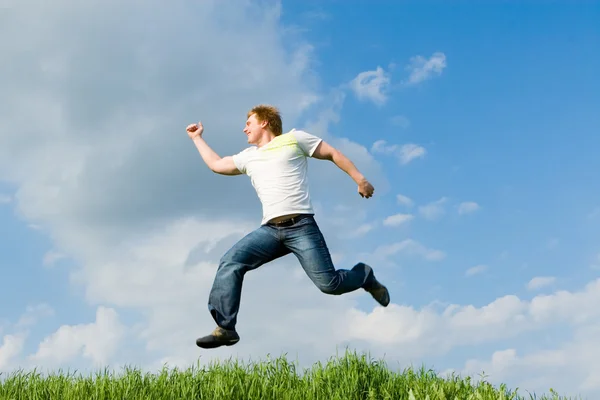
[312,141,375,199]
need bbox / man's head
[243,104,282,145]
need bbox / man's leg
[197,225,290,349]
[282,215,389,306]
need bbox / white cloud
[458,201,480,215]
[527,276,556,291]
[29,307,125,368]
[0,194,11,204]
[398,143,426,164]
[69,217,254,308]
[383,213,414,227]
[396,194,413,207]
[371,140,397,155]
[390,115,410,129]
[591,254,600,270]
[405,52,447,85]
[0,0,320,231]
[465,264,488,277]
[0,304,55,371]
[342,223,376,238]
[455,323,600,396]
[419,197,447,220]
[349,66,390,105]
[340,278,600,397]
[0,0,395,376]
[374,239,446,261]
[42,250,66,267]
[0,334,26,370]
[588,207,600,219]
[342,293,530,350]
[15,304,54,328]
[371,140,426,165]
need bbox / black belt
[267,214,312,227]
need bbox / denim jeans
[207,214,375,331]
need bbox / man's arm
[312,140,374,198]
[186,122,241,176]
[192,136,241,175]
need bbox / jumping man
[186,105,390,349]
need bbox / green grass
[0,350,577,399]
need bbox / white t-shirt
[232,129,323,225]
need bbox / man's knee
[315,278,342,295]
[219,250,235,266]
[319,286,341,295]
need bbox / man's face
[243,113,263,144]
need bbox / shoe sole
[379,288,390,307]
[196,338,240,349]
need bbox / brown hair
[247,104,282,136]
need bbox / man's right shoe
[196,326,240,349]
[364,277,390,307]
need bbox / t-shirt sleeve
[292,130,323,157]
[231,147,253,174]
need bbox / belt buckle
[281,216,295,226]
[275,215,298,226]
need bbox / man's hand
[186,121,204,139]
[358,178,374,199]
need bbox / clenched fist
[358,178,374,199]
[186,121,204,139]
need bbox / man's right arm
[191,135,242,176]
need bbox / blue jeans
[207,214,375,331]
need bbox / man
[186,105,390,349]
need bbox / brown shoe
[196,326,240,349]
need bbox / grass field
[0,351,576,399]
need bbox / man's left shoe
[365,277,390,307]
[196,326,240,349]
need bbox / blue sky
[1,1,600,397]
[282,2,600,300]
